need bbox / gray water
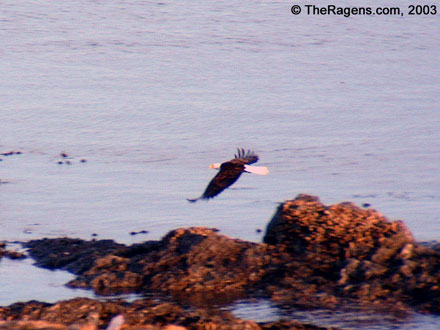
[1,0,439,328]
[230,299,440,330]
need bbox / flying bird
[187,148,268,202]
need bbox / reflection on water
[230,299,440,330]
[0,257,95,306]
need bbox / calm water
[230,299,440,330]
[1,0,439,328]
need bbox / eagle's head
[209,163,221,170]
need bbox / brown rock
[264,194,414,260]
[19,194,440,315]
[0,242,26,260]
[0,297,339,330]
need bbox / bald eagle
[187,148,268,202]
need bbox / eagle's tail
[244,165,269,175]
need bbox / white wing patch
[244,165,269,175]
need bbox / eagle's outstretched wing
[187,148,263,202]
[187,161,244,202]
[234,148,258,165]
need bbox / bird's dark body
[200,161,245,199]
[187,149,259,202]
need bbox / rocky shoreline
[1,194,439,329]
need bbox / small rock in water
[106,314,124,330]
[1,151,22,156]
[130,230,149,236]
[56,153,88,166]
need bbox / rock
[105,315,124,330]
[19,194,440,315]
[260,319,336,330]
[0,297,334,330]
[0,242,26,260]
[69,227,270,302]
[25,238,126,274]
[264,194,414,260]
[0,320,67,329]
[264,194,440,312]
[0,151,22,156]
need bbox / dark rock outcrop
[26,238,126,274]
[21,195,440,314]
[264,194,440,312]
[0,297,335,330]
[67,227,271,304]
[2,193,438,329]
[264,194,414,260]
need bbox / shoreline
[1,194,439,329]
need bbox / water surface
[1,0,439,327]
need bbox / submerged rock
[0,242,25,260]
[0,151,22,156]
